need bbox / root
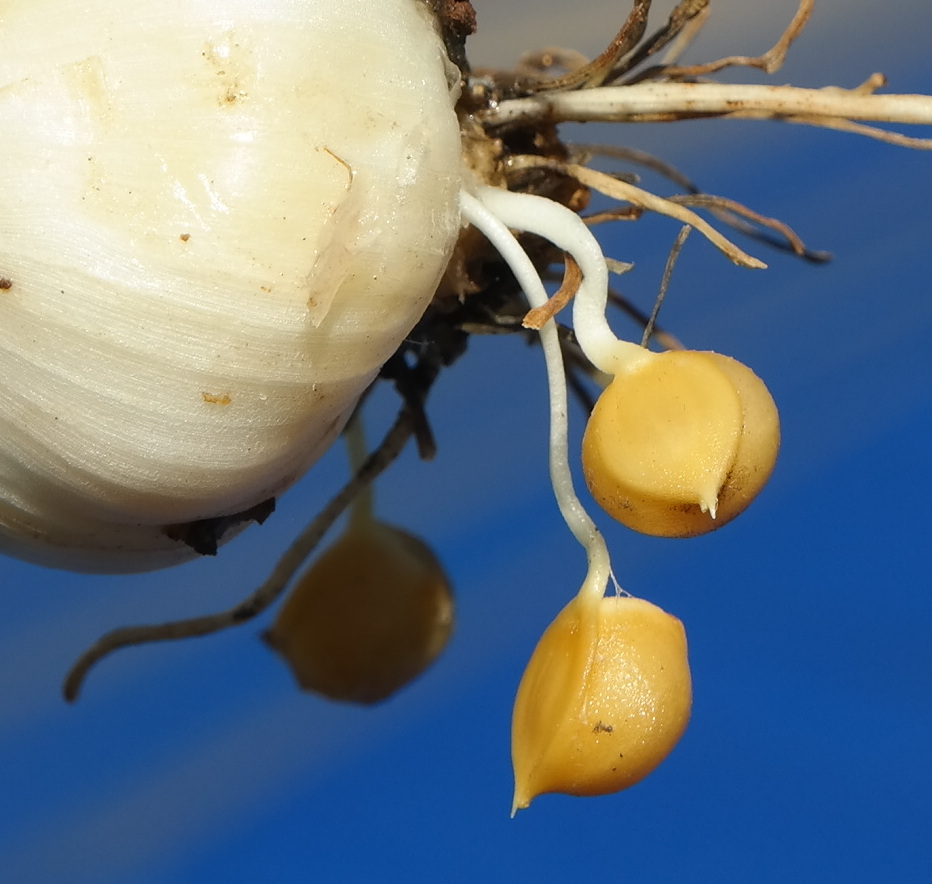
[64,411,416,701]
[483,81,932,148]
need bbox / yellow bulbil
[511,593,691,813]
[265,519,454,704]
[582,349,780,537]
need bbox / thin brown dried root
[537,263,681,353]
[523,255,583,329]
[508,155,767,269]
[669,194,831,262]
[583,206,643,225]
[651,0,813,80]
[484,82,932,150]
[642,225,691,347]
[606,0,711,83]
[526,0,652,92]
[572,142,699,193]
[783,114,932,150]
[537,261,682,352]
[570,144,828,262]
[63,410,416,701]
[654,0,711,68]
[608,290,684,352]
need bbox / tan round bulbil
[582,350,780,537]
[266,519,454,704]
[511,593,692,812]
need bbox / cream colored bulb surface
[0,0,462,570]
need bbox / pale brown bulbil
[265,519,453,704]
[582,350,780,537]
[511,593,691,812]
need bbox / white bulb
[0,0,463,570]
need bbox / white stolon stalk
[459,187,617,601]
[469,186,649,378]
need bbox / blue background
[2,2,931,882]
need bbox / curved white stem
[459,187,610,597]
[471,185,647,376]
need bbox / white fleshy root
[482,82,932,150]
[458,187,610,600]
[469,185,648,376]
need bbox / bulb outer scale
[0,0,463,570]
